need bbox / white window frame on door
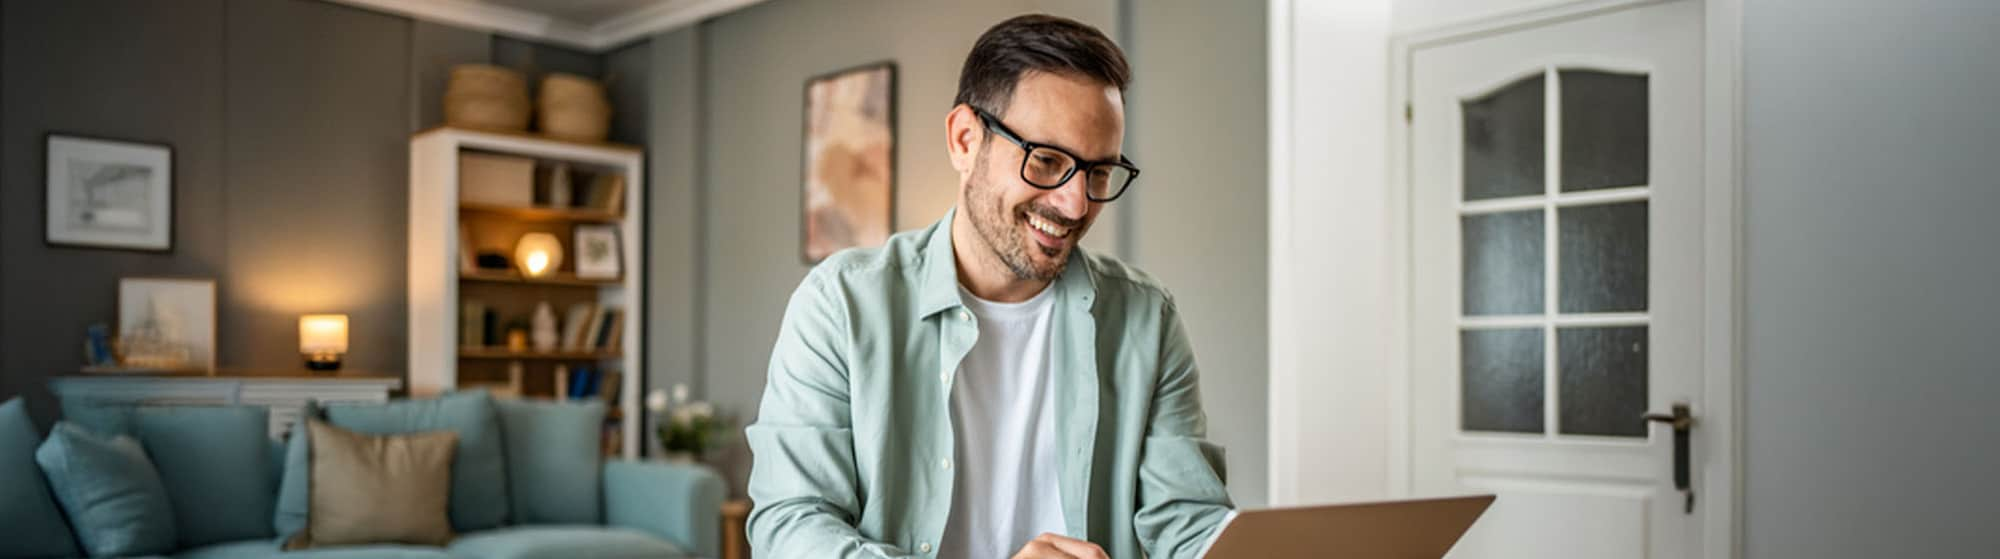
[1266,0,1745,557]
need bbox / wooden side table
[721,499,751,559]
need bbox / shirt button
[958,310,971,321]
[919,542,933,553]
[940,458,952,470]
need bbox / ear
[945,104,983,175]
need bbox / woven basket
[537,73,611,142]
[444,64,530,131]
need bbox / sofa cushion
[59,397,133,436]
[446,526,689,559]
[322,391,510,531]
[0,398,80,558]
[175,539,452,559]
[495,399,604,525]
[273,402,321,541]
[133,405,279,547]
[285,420,457,550]
[36,422,178,557]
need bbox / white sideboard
[49,373,402,438]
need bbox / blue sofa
[1,391,724,559]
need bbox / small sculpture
[532,302,559,351]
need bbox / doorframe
[1383,0,1743,557]
[1265,0,1743,556]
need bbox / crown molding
[591,0,767,49]
[324,0,769,51]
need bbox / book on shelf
[561,302,596,350]
[593,309,622,350]
[599,370,622,407]
[554,365,571,403]
[577,306,604,351]
[582,173,625,214]
[460,301,487,348]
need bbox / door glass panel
[1558,326,1649,437]
[1559,70,1649,192]
[1462,75,1546,201]
[1558,201,1648,313]
[1463,210,1545,315]
[1462,328,1545,434]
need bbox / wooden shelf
[460,270,622,287]
[458,347,620,360]
[460,201,623,223]
[412,125,643,155]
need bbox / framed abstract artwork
[45,133,174,251]
[801,62,896,263]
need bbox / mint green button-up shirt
[746,210,1233,558]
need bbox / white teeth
[1026,214,1069,238]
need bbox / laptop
[1199,495,1495,558]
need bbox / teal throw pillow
[273,401,320,542]
[0,398,80,558]
[133,405,278,547]
[35,422,177,558]
[496,398,605,524]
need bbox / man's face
[960,71,1125,281]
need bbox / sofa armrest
[604,459,726,557]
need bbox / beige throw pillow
[284,419,457,550]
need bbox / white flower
[686,401,715,420]
[672,383,690,405]
[645,390,670,413]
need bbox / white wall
[1267,0,1394,506]
[1268,0,1559,508]
[1740,0,2000,556]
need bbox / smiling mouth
[1022,210,1075,252]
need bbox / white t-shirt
[938,284,1066,559]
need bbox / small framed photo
[45,134,174,251]
[117,277,216,372]
[573,224,621,280]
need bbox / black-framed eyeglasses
[973,107,1141,203]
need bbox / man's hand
[1011,533,1110,559]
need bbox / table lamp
[300,314,348,372]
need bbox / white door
[1408,1,1708,557]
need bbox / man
[747,14,1232,559]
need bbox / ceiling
[327,0,769,51]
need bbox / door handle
[1643,403,1695,514]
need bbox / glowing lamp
[299,314,349,371]
[514,232,563,277]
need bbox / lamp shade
[299,314,349,354]
[514,232,563,277]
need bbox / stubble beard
[966,153,1072,282]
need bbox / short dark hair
[954,14,1130,116]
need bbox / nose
[1044,171,1091,220]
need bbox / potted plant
[647,384,733,462]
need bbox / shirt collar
[917,207,1099,320]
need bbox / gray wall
[1742,1,2000,556]
[0,0,599,426]
[2,0,233,424]
[641,0,1269,506]
[1125,0,1269,507]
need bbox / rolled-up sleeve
[1134,299,1236,559]
[746,270,912,558]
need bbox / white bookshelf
[408,126,643,459]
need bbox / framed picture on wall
[801,61,896,263]
[116,277,216,373]
[45,133,174,251]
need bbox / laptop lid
[1200,495,1495,559]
